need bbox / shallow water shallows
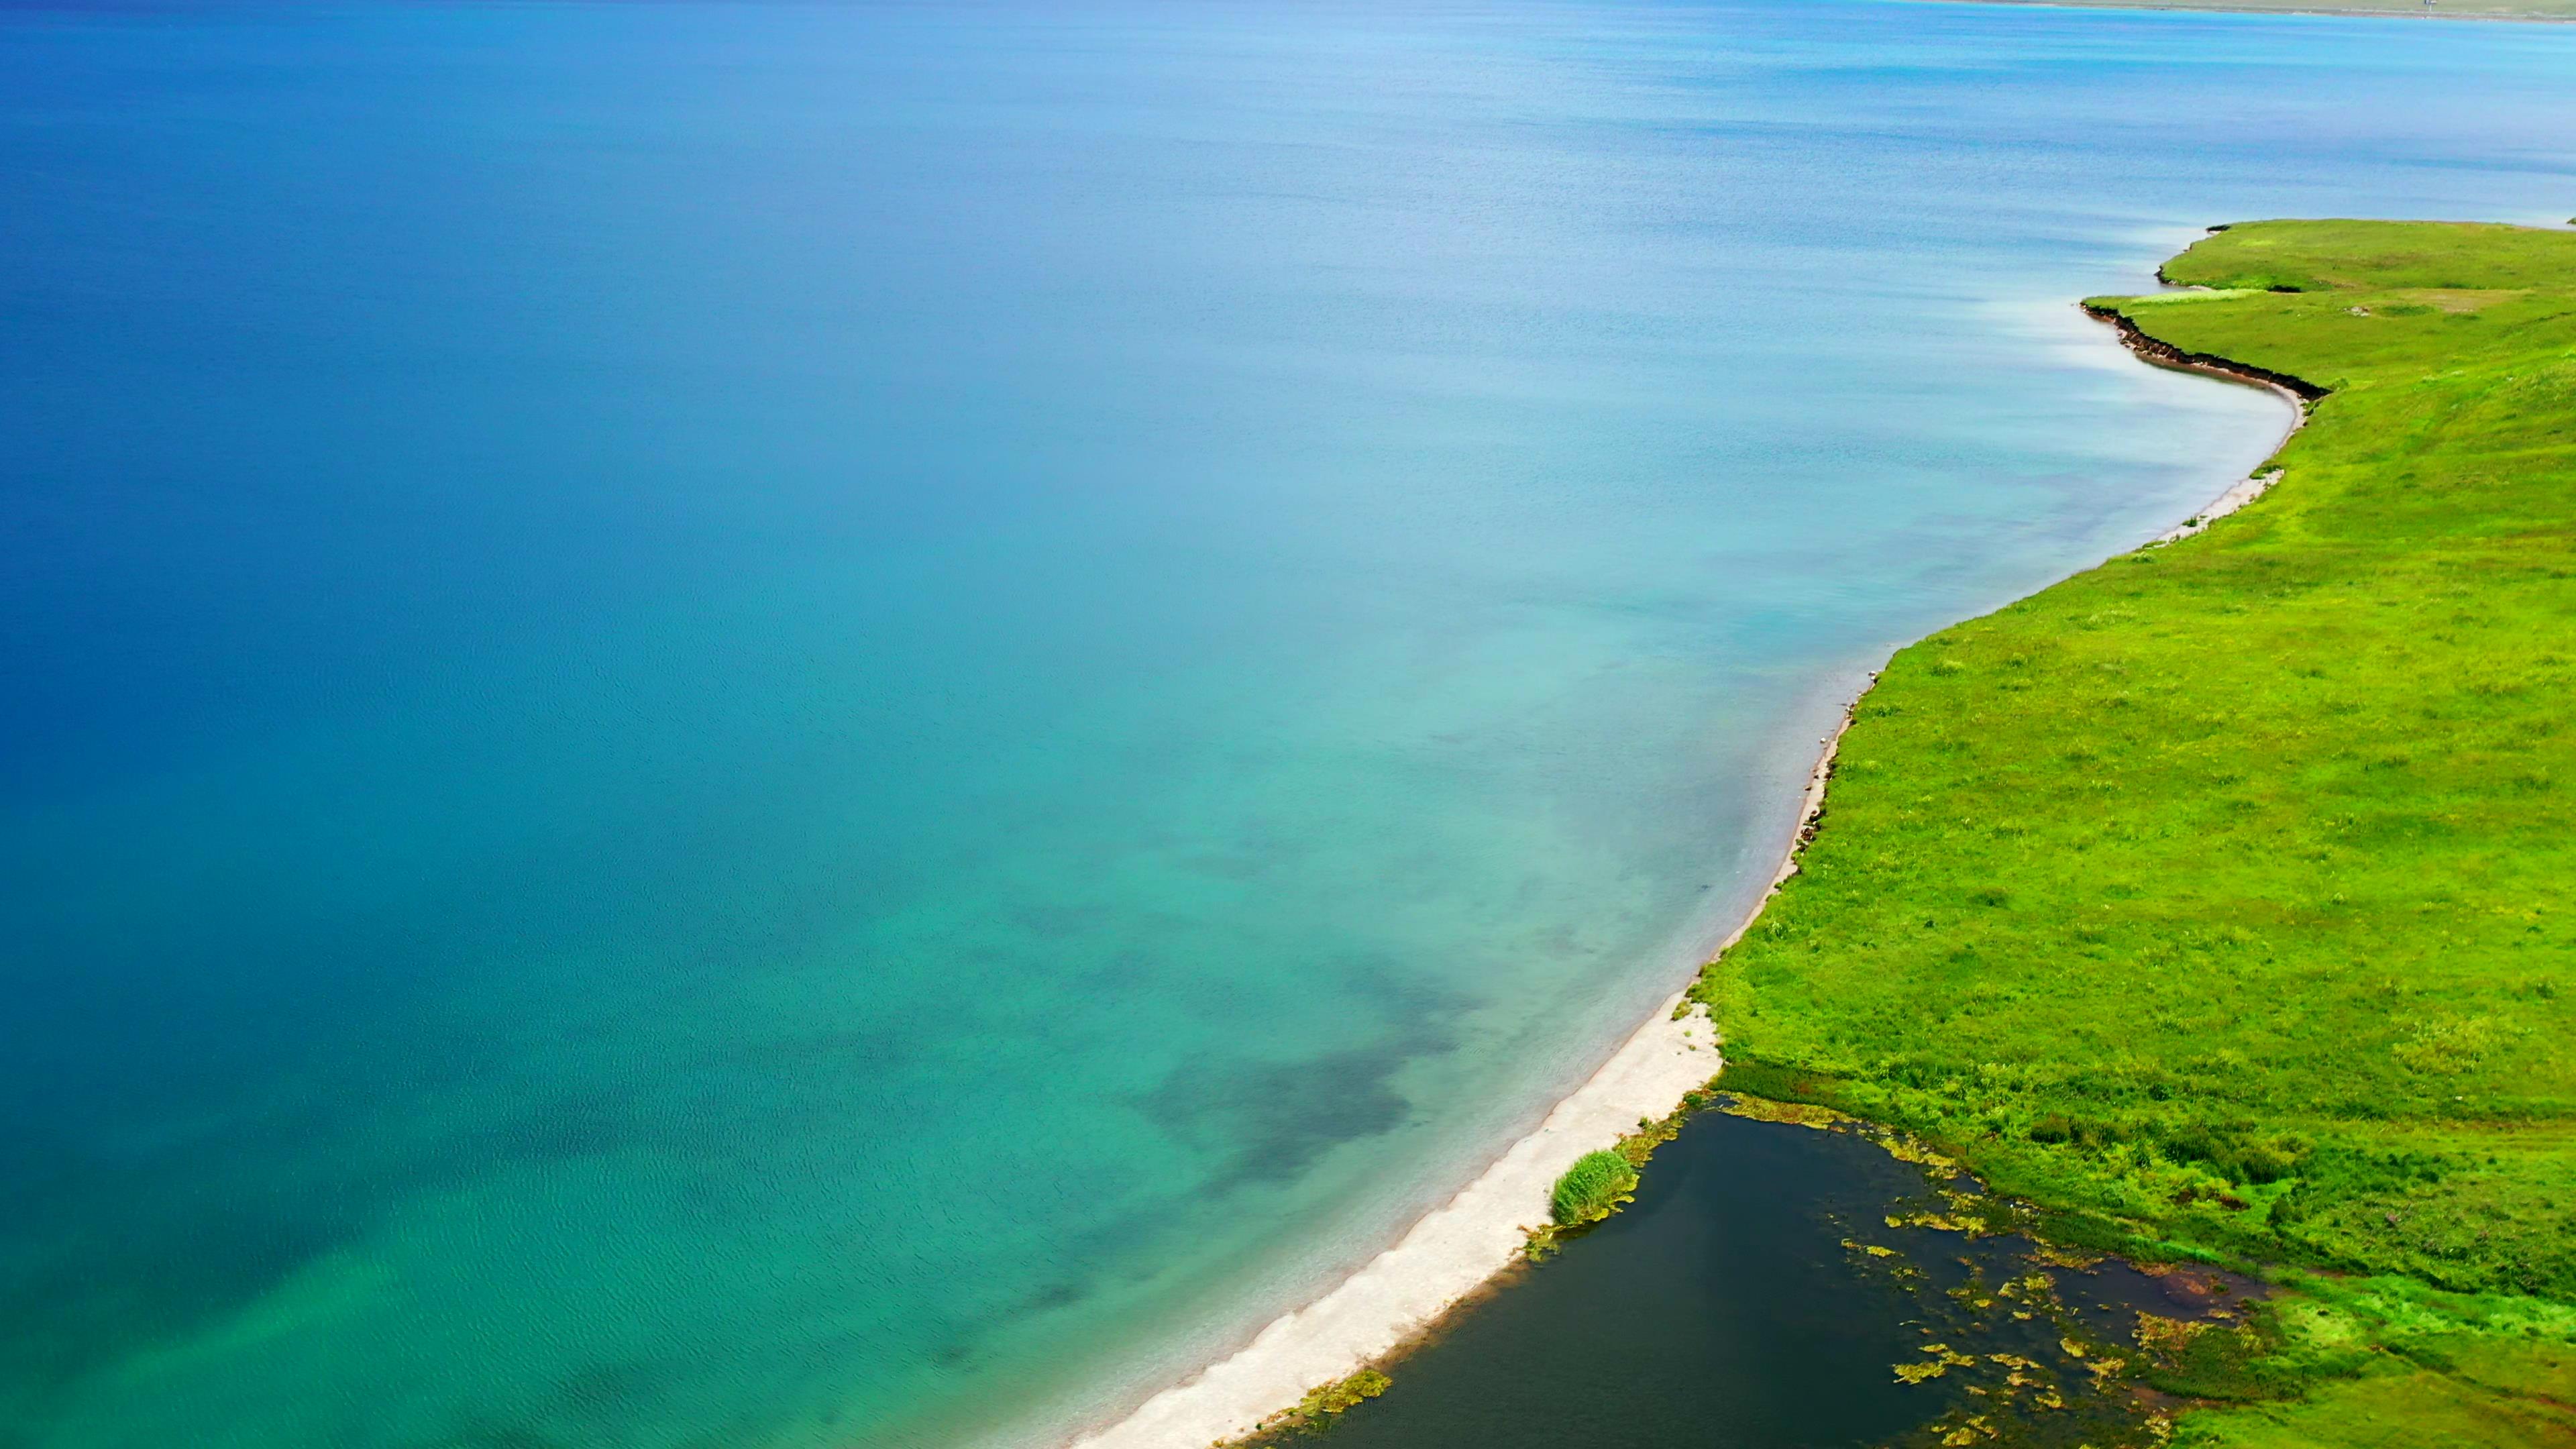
[1,3,2571,1447]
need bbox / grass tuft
[1549,1148,1640,1228]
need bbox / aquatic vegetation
[1699,220,2576,1444]
[1549,1150,1641,1228]
[1232,1369,1394,1443]
[1520,1097,1709,1260]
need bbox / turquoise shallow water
[1,3,2571,1446]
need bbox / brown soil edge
[2079,297,2316,542]
[2080,300,2330,404]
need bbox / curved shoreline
[1063,303,2310,1449]
[2083,301,2326,401]
[2081,299,2316,539]
[1065,698,1863,1449]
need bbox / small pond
[1303,1107,2257,1448]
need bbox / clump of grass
[1550,1149,1639,1228]
[1523,1097,1711,1260]
[1291,1368,1389,1420]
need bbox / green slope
[1695,219,2576,1444]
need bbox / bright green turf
[1694,220,2576,1443]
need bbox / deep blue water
[1,2,2569,1446]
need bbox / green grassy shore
[1696,220,2576,1444]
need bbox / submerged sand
[1066,702,1856,1449]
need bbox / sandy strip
[1065,700,1862,1449]
[2154,466,2282,543]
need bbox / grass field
[1695,220,2576,1444]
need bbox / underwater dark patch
[1140,1039,1422,1191]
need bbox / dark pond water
[1307,1109,2254,1449]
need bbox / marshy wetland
[1265,1104,2275,1449]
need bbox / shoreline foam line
[1062,299,2306,1449]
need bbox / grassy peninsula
[1698,220,2576,1444]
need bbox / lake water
[1,3,2569,1447]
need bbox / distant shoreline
[1938,0,2576,23]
